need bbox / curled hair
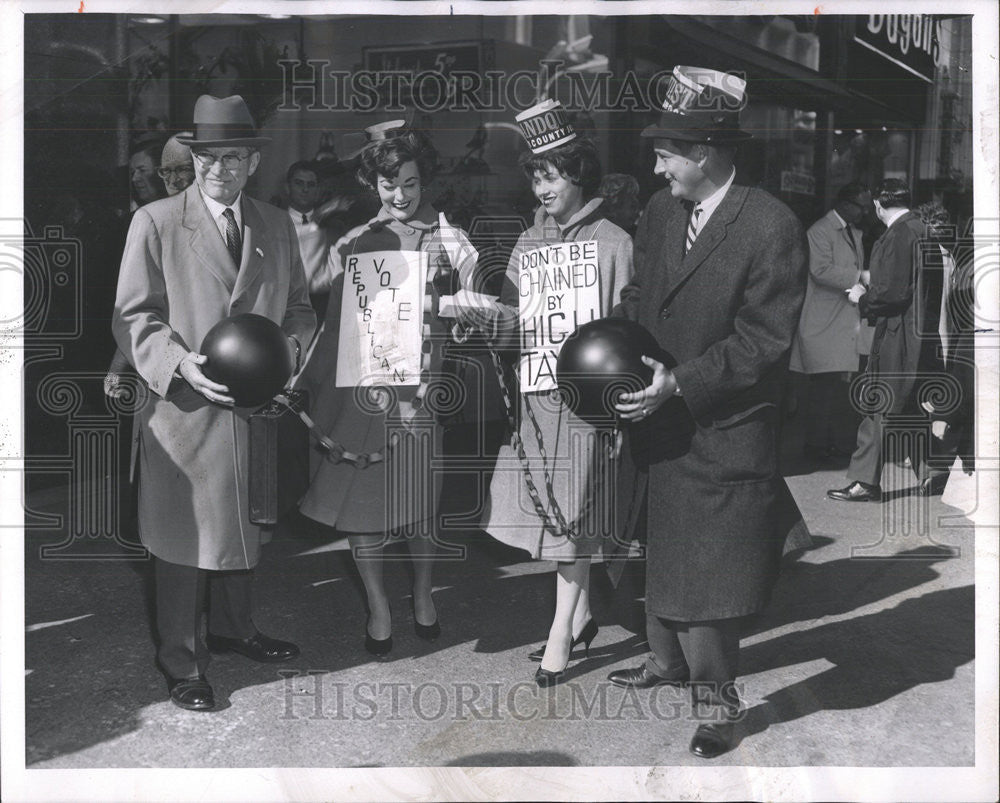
[519,137,603,199]
[916,200,950,229]
[875,178,911,209]
[356,130,439,189]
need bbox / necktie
[685,204,702,255]
[844,225,860,266]
[302,213,308,225]
[223,208,242,267]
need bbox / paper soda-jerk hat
[176,95,271,148]
[344,119,412,161]
[515,99,578,154]
[641,66,752,143]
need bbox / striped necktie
[685,204,702,255]
[222,207,242,268]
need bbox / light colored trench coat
[113,183,316,570]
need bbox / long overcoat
[789,209,869,374]
[616,184,807,621]
[113,183,316,570]
[858,211,939,416]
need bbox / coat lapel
[231,197,267,304]
[662,184,748,303]
[182,184,238,293]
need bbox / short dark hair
[356,130,439,189]
[518,137,602,199]
[874,178,911,209]
[129,141,162,166]
[286,160,318,183]
[836,182,870,203]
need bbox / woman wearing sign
[296,123,479,657]
[482,101,634,686]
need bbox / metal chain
[487,346,576,540]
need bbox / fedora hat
[176,95,272,148]
[642,66,752,144]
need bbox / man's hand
[846,283,867,304]
[178,352,235,405]
[614,355,677,422]
[932,420,948,440]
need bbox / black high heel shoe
[364,616,392,657]
[528,619,598,662]
[412,596,441,641]
[534,664,566,687]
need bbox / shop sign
[855,15,943,82]
[780,171,816,196]
[364,41,486,77]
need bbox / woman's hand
[614,355,677,422]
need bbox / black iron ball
[199,313,293,407]
[556,318,672,423]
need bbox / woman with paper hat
[296,122,480,657]
[481,100,634,686]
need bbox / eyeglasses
[191,151,253,170]
[157,166,195,179]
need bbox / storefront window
[828,126,912,190]
[737,104,820,222]
[692,15,820,71]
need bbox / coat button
[659,309,671,320]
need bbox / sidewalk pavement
[22,432,976,770]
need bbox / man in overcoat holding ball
[113,95,315,710]
[611,66,808,758]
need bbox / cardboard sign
[517,240,601,393]
[336,249,428,387]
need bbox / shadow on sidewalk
[739,584,974,754]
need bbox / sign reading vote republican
[517,240,601,393]
[337,249,428,387]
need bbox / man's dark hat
[642,66,752,144]
[176,95,272,148]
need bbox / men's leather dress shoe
[206,631,300,663]
[826,481,882,502]
[168,675,214,711]
[689,722,734,759]
[607,665,689,689]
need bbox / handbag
[248,389,310,525]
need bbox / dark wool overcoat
[616,183,807,620]
[858,211,940,416]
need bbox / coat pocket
[698,403,778,485]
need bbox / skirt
[483,389,618,561]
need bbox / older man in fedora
[113,95,315,711]
[610,66,807,758]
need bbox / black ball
[556,318,672,423]
[200,313,294,407]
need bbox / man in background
[285,160,335,319]
[790,183,872,460]
[828,179,942,501]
